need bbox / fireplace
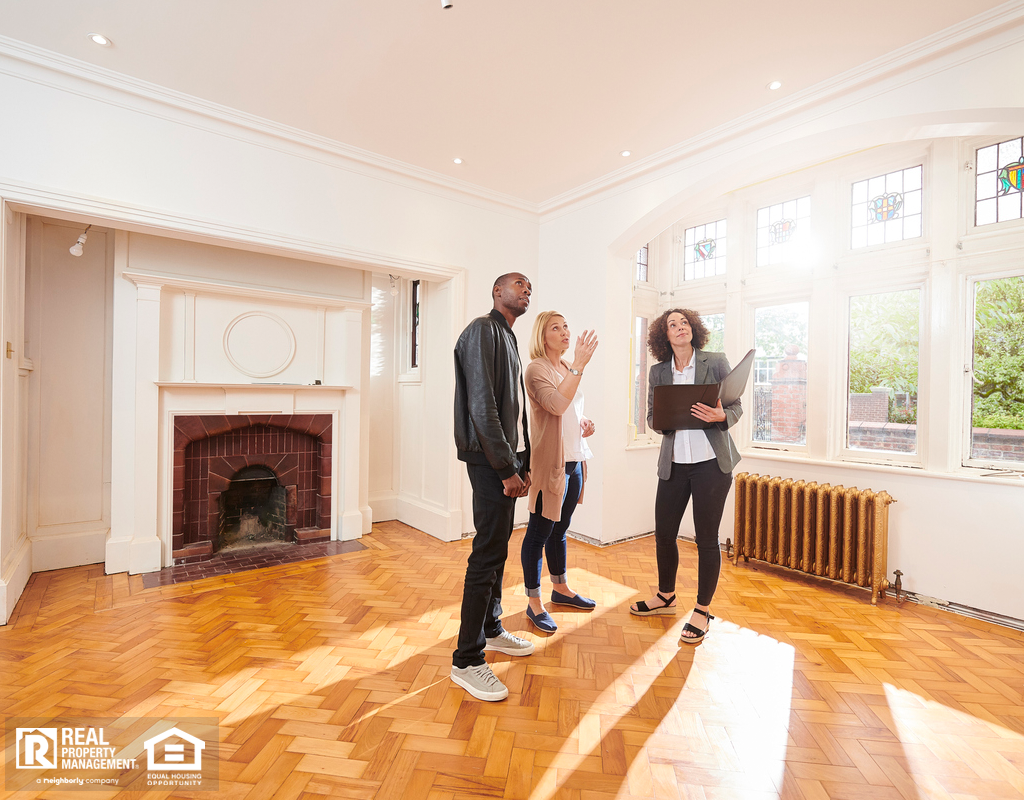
[172,414,333,563]
[219,465,288,551]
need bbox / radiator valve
[892,569,904,605]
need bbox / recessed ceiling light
[620,150,631,157]
[453,158,463,165]
[87,33,112,47]
[767,80,782,91]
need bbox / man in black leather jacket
[450,273,535,702]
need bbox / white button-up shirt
[671,352,717,465]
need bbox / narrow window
[682,220,727,281]
[851,166,922,248]
[970,275,1024,464]
[847,290,920,454]
[756,197,811,268]
[976,137,1024,226]
[753,302,809,445]
[411,279,420,369]
[636,245,649,283]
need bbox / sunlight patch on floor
[883,682,1024,796]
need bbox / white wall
[0,40,538,621]
[537,23,1024,619]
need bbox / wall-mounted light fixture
[389,274,399,297]
[69,225,92,257]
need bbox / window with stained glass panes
[851,166,922,248]
[756,197,811,267]
[976,137,1024,226]
[681,220,727,281]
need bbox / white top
[516,380,526,456]
[562,385,593,462]
[671,352,717,464]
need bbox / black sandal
[679,607,714,645]
[630,592,677,616]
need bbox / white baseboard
[397,494,460,542]
[32,529,107,573]
[368,492,398,522]
[340,511,364,541]
[0,537,32,625]
[128,536,163,575]
[105,536,132,575]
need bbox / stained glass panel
[850,165,922,248]
[756,197,811,267]
[975,137,1024,226]
[680,219,727,281]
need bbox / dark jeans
[453,461,523,669]
[521,461,582,594]
[654,458,733,606]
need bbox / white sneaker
[483,630,535,656]
[450,663,509,702]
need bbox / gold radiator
[731,473,896,604]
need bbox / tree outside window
[971,275,1024,463]
[847,290,920,454]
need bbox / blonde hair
[529,311,566,360]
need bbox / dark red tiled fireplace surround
[173,414,332,563]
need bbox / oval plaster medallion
[223,311,297,379]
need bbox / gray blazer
[648,350,743,479]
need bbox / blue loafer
[526,606,557,633]
[550,590,596,610]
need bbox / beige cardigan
[525,357,588,522]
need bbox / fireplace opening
[219,465,289,552]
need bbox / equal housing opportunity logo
[5,717,219,792]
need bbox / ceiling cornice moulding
[537,0,1024,219]
[0,35,539,220]
[1,178,463,282]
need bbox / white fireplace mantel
[109,255,371,575]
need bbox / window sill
[738,448,1024,487]
[625,442,660,451]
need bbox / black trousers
[654,458,733,606]
[453,462,521,668]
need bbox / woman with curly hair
[629,308,742,645]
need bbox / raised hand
[571,330,599,373]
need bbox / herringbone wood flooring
[2,520,1023,799]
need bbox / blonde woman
[521,311,598,633]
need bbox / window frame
[849,164,925,251]
[677,218,729,283]
[629,253,660,447]
[836,280,927,469]
[745,297,812,455]
[961,135,1024,243]
[397,278,422,383]
[961,266,1024,471]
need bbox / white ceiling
[0,0,1009,204]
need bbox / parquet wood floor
[2,520,1023,799]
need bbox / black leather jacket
[454,309,530,479]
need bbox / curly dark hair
[647,308,710,363]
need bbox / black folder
[651,349,755,430]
